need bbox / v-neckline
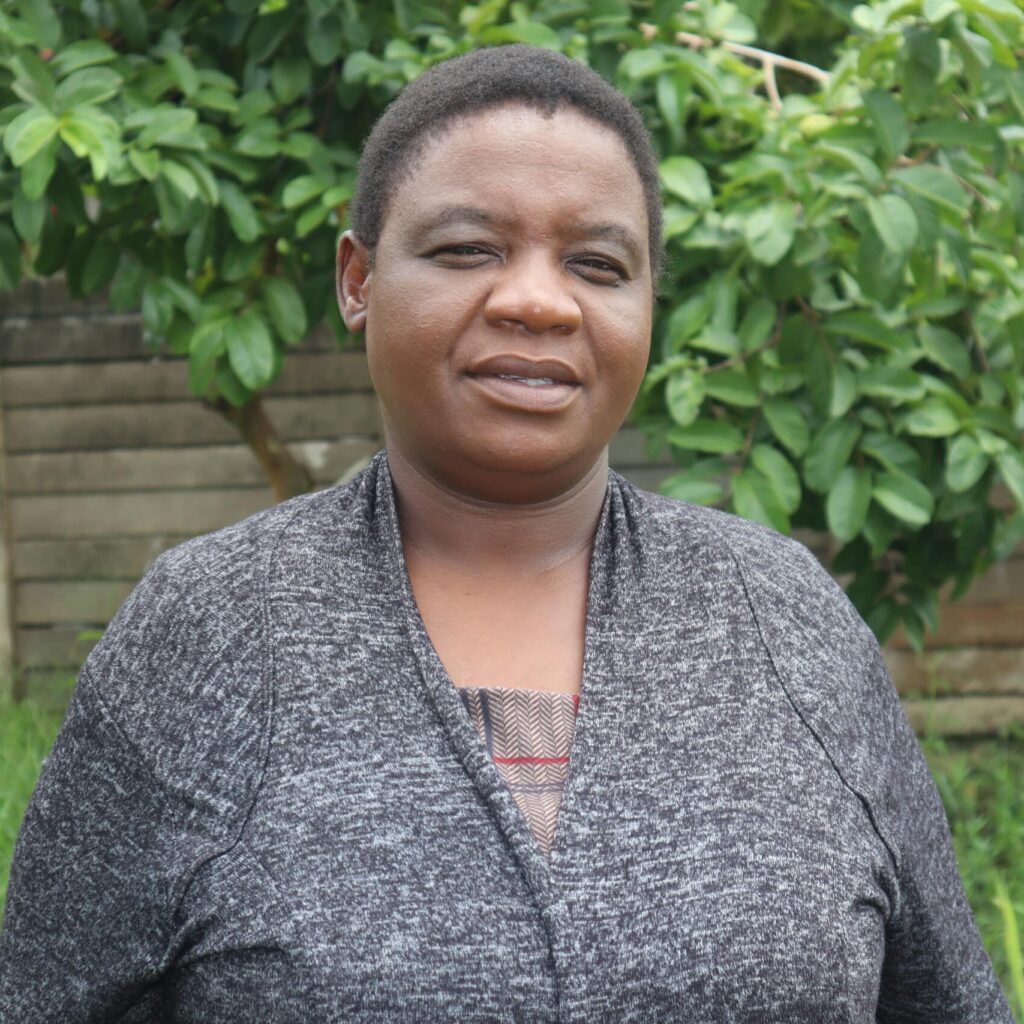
[374,451,623,906]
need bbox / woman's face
[338,103,653,502]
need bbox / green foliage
[0,693,63,914]
[923,728,1024,1018]
[0,0,1022,643]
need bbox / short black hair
[349,44,665,290]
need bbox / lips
[463,353,582,412]
[465,353,582,386]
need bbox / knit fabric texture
[457,686,580,856]
[0,449,1013,1022]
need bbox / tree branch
[668,30,832,87]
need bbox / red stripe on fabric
[493,755,570,765]
[572,694,580,713]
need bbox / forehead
[384,104,649,246]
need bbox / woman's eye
[574,257,624,280]
[436,245,489,257]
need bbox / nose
[482,250,582,336]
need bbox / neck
[385,445,609,580]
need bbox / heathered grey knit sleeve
[726,525,1011,1022]
[0,521,272,1022]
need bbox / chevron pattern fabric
[457,686,580,857]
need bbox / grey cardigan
[0,450,1011,1022]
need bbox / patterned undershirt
[456,686,580,857]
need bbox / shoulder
[77,468,375,823]
[617,476,908,861]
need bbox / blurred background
[0,0,1022,1014]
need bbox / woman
[0,44,1012,1023]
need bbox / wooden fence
[1,278,1022,733]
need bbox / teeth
[498,374,558,386]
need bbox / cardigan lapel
[370,450,632,909]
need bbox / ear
[336,230,372,333]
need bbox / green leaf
[873,471,934,526]
[218,179,261,242]
[763,397,810,457]
[659,157,712,208]
[823,311,907,351]
[660,463,726,505]
[750,444,801,514]
[732,469,791,534]
[58,115,109,178]
[20,137,58,199]
[55,67,122,110]
[160,160,198,200]
[261,277,308,346]
[946,434,990,492]
[863,88,908,162]
[166,50,200,97]
[282,174,327,209]
[295,202,329,237]
[80,236,119,295]
[705,368,759,407]
[171,154,219,205]
[892,165,970,213]
[816,143,883,187]
[132,106,200,150]
[743,202,796,266]
[129,148,161,181]
[271,55,311,104]
[479,22,563,49]
[923,0,960,22]
[0,225,22,290]
[995,449,1024,511]
[866,194,918,255]
[4,109,59,166]
[918,324,971,378]
[50,40,117,76]
[857,367,926,403]
[826,466,873,542]
[804,419,862,494]
[225,308,276,390]
[860,431,923,476]
[667,419,745,453]
[12,190,46,245]
[665,367,706,427]
[903,398,960,436]
[20,0,60,49]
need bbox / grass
[0,694,1021,1018]
[0,695,64,911]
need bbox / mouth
[463,355,582,413]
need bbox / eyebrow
[412,205,645,264]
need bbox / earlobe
[336,230,371,333]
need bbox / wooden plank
[0,276,113,318]
[5,393,381,452]
[13,537,179,581]
[17,626,99,669]
[2,350,373,407]
[901,696,1024,737]
[1,314,145,364]
[1,314,342,365]
[886,646,1024,697]
[0,368,13,694]
[890,603,1024,649]
[10,488,274,541]
[6,439,381,495]
[16,580,136,625]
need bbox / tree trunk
[210,396,315,502]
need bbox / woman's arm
[0,529,272,1021]
[0,668,193,1020]
[724,520,1014,1022]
